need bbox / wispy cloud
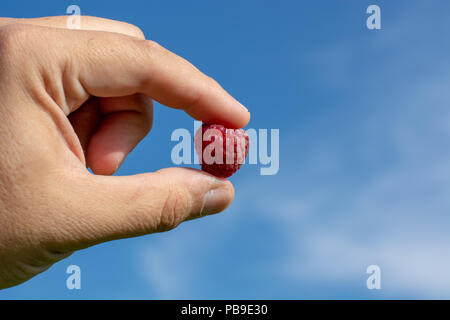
[137,1,450,299]
[251,3,450,297]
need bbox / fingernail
[239,102,249,113]
[200,187,231,216]
[114,156,125,174]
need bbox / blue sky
[2,0,450,299]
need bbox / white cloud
[137,2,450,298]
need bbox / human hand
[0,16,249,289]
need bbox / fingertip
[88,151,124,176]
[156,167,235,216]
[200,183,234,216]
[226,101,251,128]
[196,172,234,215]
[241,106,251,127]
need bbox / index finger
[23,24,250,128]
[131,40,251,128]
[0,16,146,39]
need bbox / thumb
[49,168,233,252]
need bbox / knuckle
[141,39,163,54]
[145,39,161,48]
[135,39,164,88]
[158,184,191,232]
[205,75,221,90]
[130,39,163,74]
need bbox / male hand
[0,16,249,289]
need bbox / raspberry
[194,124,249,178]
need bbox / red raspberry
[195,124,249,178]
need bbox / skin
[0,16,250,289]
